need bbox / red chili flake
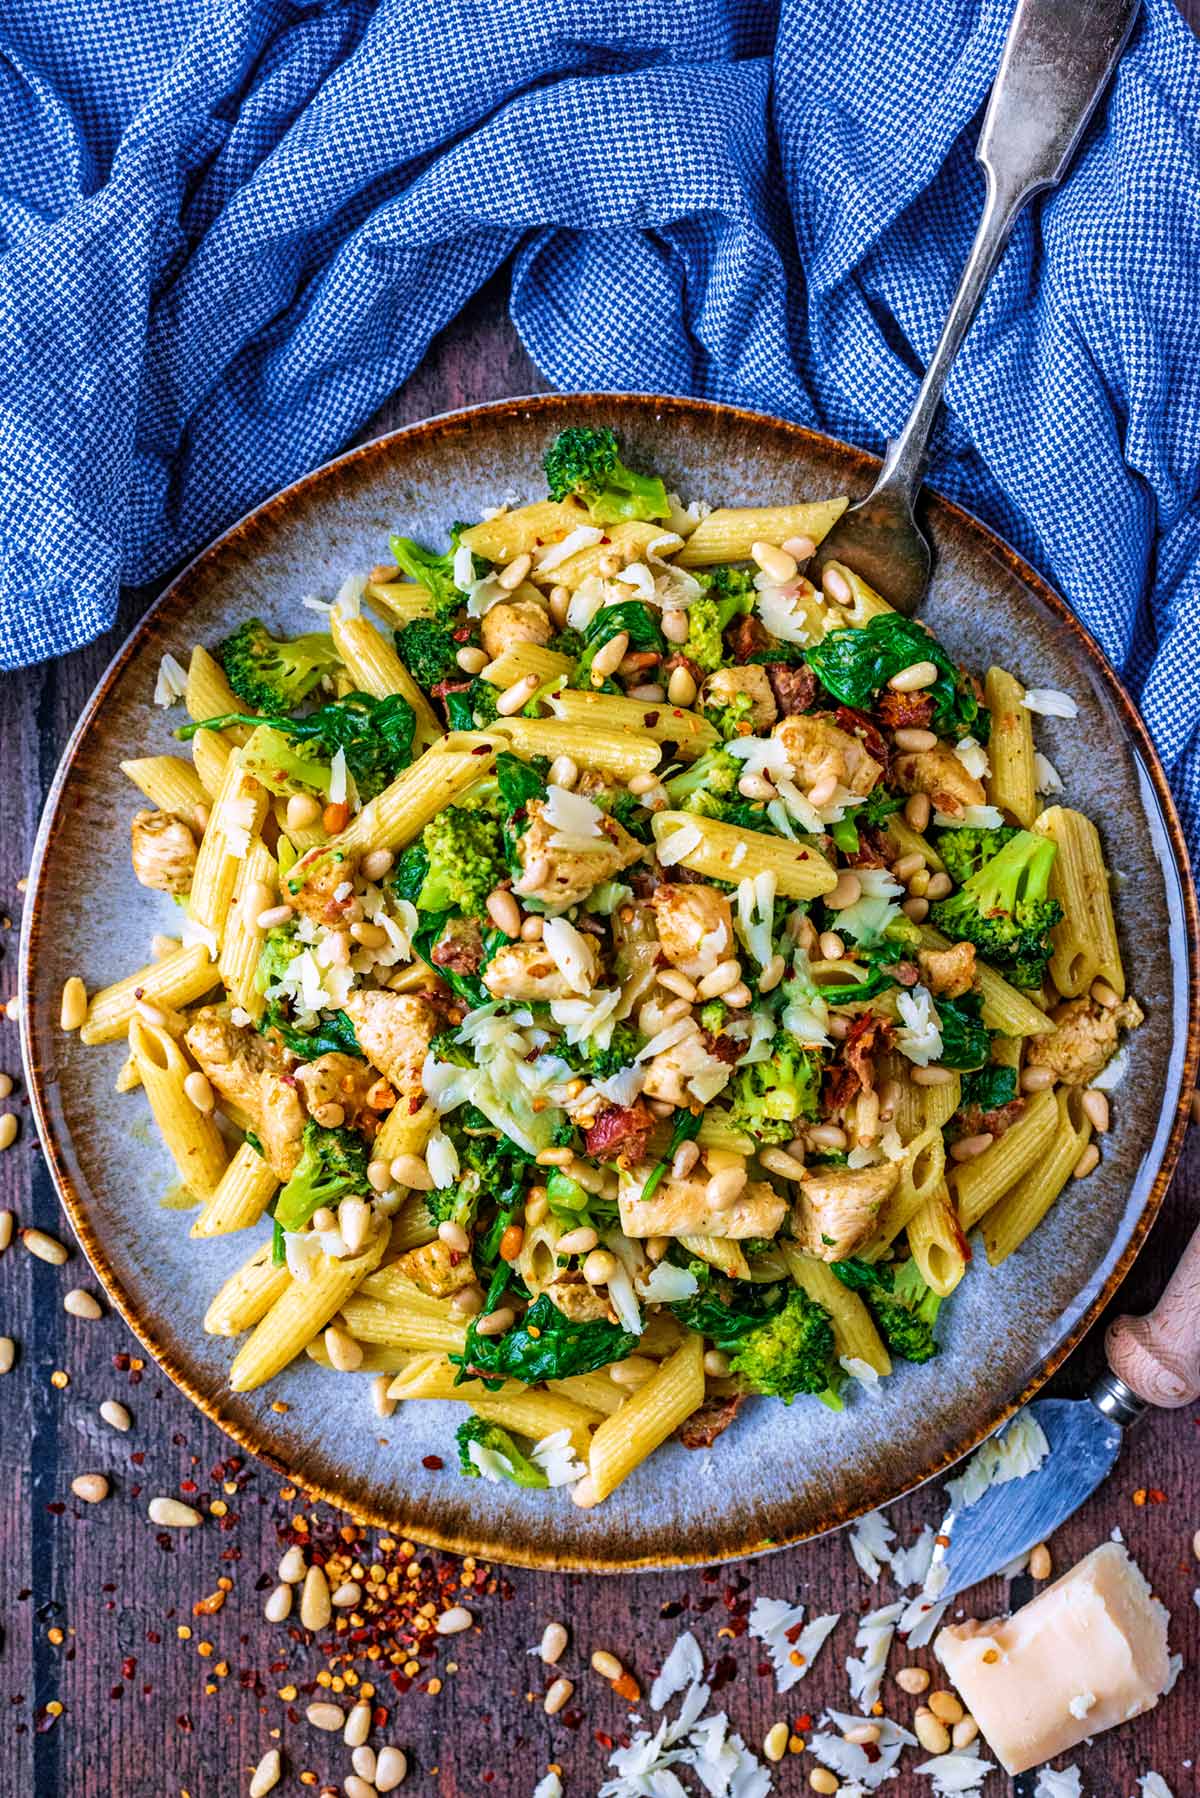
[795,1713,812,1732]
[471,744,490,756]
[595,1731,614,1751]
[422,1455,444,1471]
[642,711,660,728]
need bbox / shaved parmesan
[637,1260,700,1305]
[541,917,596,994]
[532,1772,563,1798]
[551,985,623,1049]
[1022,687,1078,719]
[953,736,990,780]
[218,793,259,860]
[895,984,943,1067]
[808,1712,916,1792]
[425,1127,460,1190]
[603,1627,770,1798]
[755,573,814,646]
[915,1746,995,1793]
[734,870,777,969]
[649,1631,705,1710]
[946,1411,1050,1509]
[467,1440,517,1483]
[543,782,606,848]
[614,560,656,602]
[846,1601,902,1711]
[849,1510,896,1581]
[332,573,365,619]
[1138,1776,1175,1798]
[531,1428,586,1487]
[181,913,219,959]
[935,804,1007,829]
[637,1016,699,1062]
[656,820,703,866]
[840,1355,882,1394]
[1034,750,1065,795]
[749,1596,840,1692]
[565,575,609,634]
[153,652,189,707]
[1033,1768,1083,1798]
[727,733,793,782]
[593,1065,646,1107]
[538,525,604,572]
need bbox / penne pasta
[917,925,1051,1036]
[218,839,277,1022]
[128,1016,228,1202]
[363,580,435,627]
[675,498,848,567]
[120,755,209,817]
[204,1239,293,1336]
[327,743,499,858]
[191,724,232,799]
[907,1186,970,1297]
[548,687,714,759]
[481,643,574,689]
[189,752,269,946]
[586,1334,705,1502]
[535,520,683,590]
[228,1229,387,1391]
[80,944,221,1045]
[883,816,945,873]
[782,1246,891,1376]
[491,716,661,779]
[330,607,443,748]
[458,499,591,564]
[652,810,838,898]
[339,1295,467,1355]
[984,1088,1091,1266]
[950,1086,1060,1231]
[678,1235,751,1279]
[186,645,249,739]
[1034,805,1125,999]
[984,667,1037,827]
[191,1140,278,1238]
[821,560,894,628]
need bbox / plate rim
[19,389,1200,1572]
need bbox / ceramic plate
[19,395,1199,1571]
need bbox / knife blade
[935,1376,1142,1606]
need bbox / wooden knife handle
[1106,1212,1200,1409]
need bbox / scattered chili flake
[421,1455,444,1471]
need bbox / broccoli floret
[664,747,740,811]
[443,677,500,732]
[934,825,1019,888]
[550,626,586,661]
[930,828,1062,987]
[218,618,341,714]
[704,690,755,742]
[698,998,727,1035]
[686,567,757,673]
[394,616,461,691]
[274,1120,370,1233]
[429,1028,475,1069]
[728,1288,839,1401]
[255,923,303,991]
[181,693,416,803]
[543,426,670,525]
[415,805,506,916]
[832,1255,941,1362]
[592,784,654,844]
[455,1414,547,1487]
[425,1129,531,1236]
[389,528,482,621]
[726,1030,823,1144]
[555,1021,644,1081]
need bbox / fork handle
[872,0,1139,509]
[1106,1208,1200,1409]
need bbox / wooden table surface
[4,160,1200,1798]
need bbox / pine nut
[498,551,533,590]
[808,773,838,808]
[891,852,925,881]
[344,1777,376,1798]
[306,1700,345,1732]
[758,953,786,993]
[370,562,399,582]
[474,1307,514,1337]
[324,1325,363,1373]
[390,1153,433,1191]
[609,1356,656,1388]
[313,1102,345,1129]
[657,968,696,1002]
[372,1373,397,1419]
[286,792,322,832]
[1019,1064,1054,1093]
[71,1473,109,1504]
[591,1649,623,1681]
[246,881,274,918]
[557,1226,599,1255]
[751,540,798,584]
[486,889,521,937]
[300,1563,332,1631]
[544,1675,574,1715]
[582,1248,617,1285]
[451,1285,485,1316]
[536,1145,574,1167]
[760,1146,806,1181]
[1028,1540,1053,1579]
[824,870,862,910]
[539,1621,569,1664]
[667,666,697,706]
[662,608,690,643]
[808,1771,840,1795]
[1082,1089,1110,1132]
[1073,1142,1100,1179]
[902,896,930,922]
[888,659,939,692]
[1091,979,1121,1009]
[952,1715,979,1749]
[437,1219,470,1255]
[896,1666,930,1694]
[279,1545,307,1583]
[822,565,852,605]
[264,1583,293,1623]
[361,848,395,882]
[344,1699,372,1746]
[818,930,845,960]
[375,1746,408,1791]
[671,1140,700,1179]
[807,1123,847,1150]
[950,1132,994,1162]
[782,534,816,561]
[597,553,621,578]
[548,754,579,789]
[455,645,488,675]
[589,632,630,683]
[844,1722,881,1745]
[437,1604,473,1635]
[60,976,88,1032]
[183,1069,215,1113]
[0,1114,18,1152]
[925,871,952,901]
[706,1166,748,1208]
[913,1708,951,1754]
[350,920,389,949]
[911,1065,954,1086]
[628,682,665,701]
[497,672,541,715]
[365,1160,393,1198]
[904,792,932,831]
[893,727,937,752]
[627,770,660,795]
[63,1288,102,1320]
[150,933,179,960]
[21,1227,67,1265]
[249,1748,282,1796]
[697,958,742,999]
[352,1745,377,1782]
[703,1348,730,1377]
[100,1399,131,1432]
[148,1497,202,1528]
[548,585,571,628]
[0,1338,12,1375]
[763,1721,789,1762]
[927,1689,963,1724]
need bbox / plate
[19,394,1200,1571]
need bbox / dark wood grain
[4,157,1200,1798]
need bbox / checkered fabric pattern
[2,0,1199,837]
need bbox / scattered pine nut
[264,1584,293,1624]
[63,1288,102,1320]
[148,1496,202,1528]
[100,1399,131,1432]
[344,1700,372,1748]
[374,1745,408,1791]
[913,1707,951,1754]
[278,1544,306,1583]
[1081,1089,1110,1133]
[590,1649,623,1681]
[305,1700,344,1732]
[952,1715,980,1748]
[248,1747,282,1797]
[539,1621,568,1665]
[896,1666,930,1694]
[300,1563,332,1632]
[927,1689,963,1724]
[372,1373,397,1419]
[60,977,88,1032]
[843,1722,881,1745]
[543,1676,573,1715]
[0,1073,12,1100]
[344,1779,375,1798]
[1072,1142,1100,1179]
[332,1580,362,1609]
[351,1745,377,1783]
[763,1721,789,1763]
[21,1227,67,1265]
[0,1338,13,1376]
[0,1208,13,1253]
[1192,1528,1200,1562]
[0,1114,18,1152]
[71,1473,109,1504]
[1028,1542,1052,1580]
[436,1604,472,1636]
[808,1770,840,1795]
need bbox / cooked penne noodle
[491,716,661,778]
[189,753,269,944]
[191,1140,278,1238]
[675,497,847,566]
[821,560,894,627]
[782,1246,891,1376]
[922,1071,961,1132]
[586,1334,705,1502]
[330,608,443,748]
[228,1229,387,1391]
[377,1193,438,1255]
[1034,805,1125,999]
[884,816,945,873]
[191,724,232,799]
[481,643,574,688]
[204,1239,293,1336]
[128,1016,228,1202]
[916,925,1051,1036]
[371,1102,436,1165]
[984,667,1037,827]
[364,580,435,627]
[80,943,221,1045]
[865,1122,946,1255]
[652,811,838,898]
[984,1088,1091,1266]
[338,1295,467,1354]
[120,755,209,817]
[218,839,277,1022]
[458,499,591,563]
[907,1187,970,1297]
[186,646,249,739]
[951,1086,1059,1231]
[329,744,499,857]
[678,1235,750,1279]
[536,520,683,590]
[547,1371,625,1416]
[549,688,715,759]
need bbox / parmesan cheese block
[934,1543,1171,1775]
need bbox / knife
[934,1210,1200,1603]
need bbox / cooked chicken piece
[793,1161,899,1261]
[514,798,642,907]
[774,711,884,798]
[891,745,984,819]
[1024,994,1143,1087]
[641,1025,733,1107]
[294,1052,380,1126]
[546,1277,612,1322]
[342,990,438,1105]
[918,941,977,999]
[130,809,198,895]
[483,939,597,1002]
[701,665,777,733]
[184,1006,270,1120]
[650,883,734,978]
[285,847,360,928]
[480,597,553,662]
[258,1070,307,1181]
[617,1168,787,1240]
[392,1238,476,1299]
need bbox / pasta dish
[70,428,1141,1506]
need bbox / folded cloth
[1,0,1199,835]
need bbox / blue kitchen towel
[2,0,1199,833]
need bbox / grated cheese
[530,1428,586,1488]
[1022,687,1079,719]
[1033,1769,1083,1798]
[846,1601,902,1711]
[540,917,596,994]
[935,803,1007,830]
[538,525,605,572]
[895,985,943,1067]
[425,1127,460,1190]
[849,1510,896,1581]
[753,569,814,646]
[808,1712,916,1792]
[656,820,703,866]
[915,1744,996,1793]
[748,1596,840,1693]
[180,913,219,959]
[1034,750,1065,795]
[532,1773,563,1798]
[332,573,364,619]
[153,652,189,707]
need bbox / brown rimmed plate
[19,394,1200,1572]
